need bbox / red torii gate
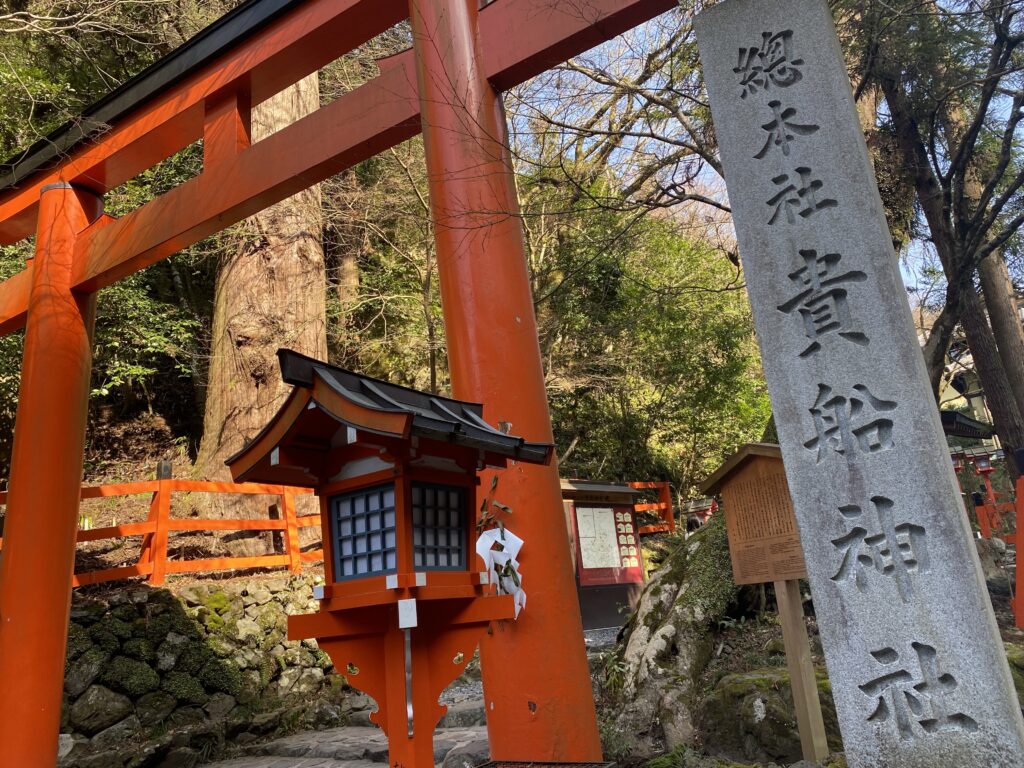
[0,0,674,763]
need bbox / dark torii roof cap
[272,348,552,463]
[0,0,307,193]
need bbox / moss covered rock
[162,671,209,707]
[1004,642,1024,705]
[140,611,199,644]
[198,659,243,697]
[602,514,741,757]
[202,590,235,616]
[122,637,156,663]
[136,690,177,728]
[696,667,841,765]
[69,685,133,736]
[87,624,121,654]
[66,622,92,661]
[175,642,214,675]
[101,655,161,697]
[65,646,110,698]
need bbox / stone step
[204,725,489,768]
[206,760,377,768]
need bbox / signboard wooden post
[701,443,828,762]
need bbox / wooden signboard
[700,444,826,763]
[572,505,644,584]
[715,449,807,585]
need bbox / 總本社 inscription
[695,1,1024,766]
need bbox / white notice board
[576,506,621,569]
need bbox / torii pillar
[0,183,102,765]
[408,0,602,759]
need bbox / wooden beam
[0,0,408,245]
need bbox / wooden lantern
[227,350,553,768]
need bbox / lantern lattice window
[412,483,465,570]
[331,484,398,580]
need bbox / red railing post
[977,501,994,539]
[140,461,172,567]
[660,481,675,533]
[138,492,159,567]
[149,477,172,586]
[282,491,302,574]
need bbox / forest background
[0,0,1022,510]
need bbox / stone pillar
[695,2,1024,766]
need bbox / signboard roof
[699,443,782,496]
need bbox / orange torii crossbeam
[0,0,676,763]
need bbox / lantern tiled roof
[226,349,552,486]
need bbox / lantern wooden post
[0,183,102,765]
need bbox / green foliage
[599,648,629,699]
[527,179,770,491]
[92,273,200,402]
[599,716,635,763]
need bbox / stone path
[203,725,488,768]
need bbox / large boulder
[976,538,1012,596]
[696,668,841,764]
[600,515,741,757]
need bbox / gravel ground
[440,679,484,705]
[584,626,621,650]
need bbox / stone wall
[59,575,368,767]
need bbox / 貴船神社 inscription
[695,1,1024,766]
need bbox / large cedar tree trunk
[978,254,1024,419]
[960,286,1024,465]
[196,74,328,548]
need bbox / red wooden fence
[629,480,675,534]
[0,480,320,587]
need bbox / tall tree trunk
[960,285,1024,470]
[195,74,328,550]
[978,253,1024,417]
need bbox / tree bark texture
[960,284,1024,466]
[196,74,328,546]
[978,253,1024,419]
